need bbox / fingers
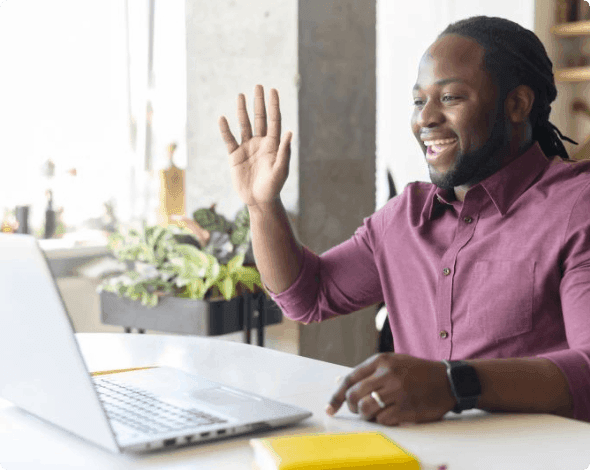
[223,86,281,150]
[357,388,396,419]
[374,404,404,427]
[254,84,267,137]
[237,93,253,143]
[267,88,282,145]
[326,358,379,416]
[218,116,239,154]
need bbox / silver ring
[371,391,386,409]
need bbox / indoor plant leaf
[218,275,236,301]
[226,252,245,273]
[233,266,261,292]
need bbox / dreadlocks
[440,16,577,161]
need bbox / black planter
[100,290,282,344]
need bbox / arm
[326,354,573,425]
[535,180,590,422]
[220,85,383,322]
[468,357,573,418]
[219,85,301,294]
[247,198,303,294]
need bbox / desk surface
[1,333,589,470]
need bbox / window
[0,0,186,240]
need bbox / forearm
[248,198,304,294]
[467,357,574,418]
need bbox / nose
[415,99,445,129]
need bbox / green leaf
[203,276,216,295]
[233,267,255,291]
[148,293,158,307]
[175,244,209,266]
[141,291,151,306]
[218,276,235,301]
[230,226,249,246]
[226,253,245,273]
[185,279,206,300]
[205,256,221,280]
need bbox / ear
[505,85,535,124]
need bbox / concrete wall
[184,0,378,367]
[184,0,299,220]
[298,0,378,366]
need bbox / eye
[442,95,460,102]
[413,98,425,107]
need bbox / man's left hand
[326,353,456,426]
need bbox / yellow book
[249,432,422,470]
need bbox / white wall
[376,0,535,209]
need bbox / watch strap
[442,359,481,413]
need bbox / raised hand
[219,85,293,209]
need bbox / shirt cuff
[537,348,590,422]
[264,246,322,324]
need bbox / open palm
[219,85,292,209]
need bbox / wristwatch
[441,360,481,413]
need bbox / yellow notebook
[249,432,421,470]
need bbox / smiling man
[219,16,590,425]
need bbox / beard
[429,107,511,191]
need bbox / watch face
[450,364,482,397]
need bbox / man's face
[411,34,511,191]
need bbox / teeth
[423,138,457,146]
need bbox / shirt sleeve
[537,180,590,422]
[266,211,385,325]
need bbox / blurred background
[1,0,588,366]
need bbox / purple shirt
[269,142,590,422]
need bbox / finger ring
[371,391,386,409]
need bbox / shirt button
[463,216,473,224]
[439,330,449,339]
[442,267,451,276]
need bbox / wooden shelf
[555,66,590,81]
[551,20,590,36]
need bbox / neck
[453,136,533,202]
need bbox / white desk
[1,333,589,470]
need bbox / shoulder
[364,181,435,233]
[536,157,590,204]
[545,157,590,185]
[541,158,590,232]
[375,180,433,213]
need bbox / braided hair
[439,16,577,161]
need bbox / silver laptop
[0,234,311,453]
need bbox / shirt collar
[427,142,550,219]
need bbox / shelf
[551,20,590,36]
[555,66,590,82]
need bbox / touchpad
[191,387,260,406]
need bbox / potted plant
[99,205,282,338]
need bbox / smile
[425,138,458,163]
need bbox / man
[218,16,590,425]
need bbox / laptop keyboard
[94,377,227,435]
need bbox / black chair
[376,169,396,353]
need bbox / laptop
[0,234,311,453]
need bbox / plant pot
[100,290,282,337]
